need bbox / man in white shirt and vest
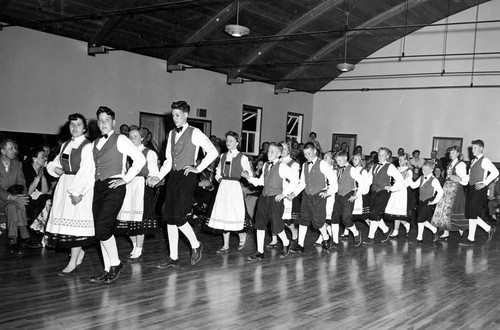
[460,139,498,246]
[89,106,146,284]
[149,101,218,268]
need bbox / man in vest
[149,101,218,268]
[460,139,498,246]
[89,106,146,284]
[331,151,364,247]
[365,147,403,244]
[289,142,337,253]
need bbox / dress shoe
[279,245,290,258]
[57,267,78,277]
[238,240,247,251]
[321,239,330,250]
[381,229,393,243]
[191,243,203,265]
[127,255,142,262]
[216,247,229,255]
[353,234,362,247]
[156,258,180,269]
[459,239,475,246]
[290,244,304,253]
[410,239,423,245]
[104,263,124,284]
[89,271,109,283]
[363,238,375,245]
[340,233,349,240]
[246,252,264,261]
[265,242,278,249]
[432,231,440,243]
[313,242,322,247]
[26,241,42,249]
[389,232,398,239]
[486,226,496,242]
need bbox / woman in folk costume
[431,146,469,239]
[115,126,159,261]
[385,153,414,238]
[208,131,253,254]
[45,113,95,275]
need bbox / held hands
[474,182,486,190]
[12,194,29,206]
[183,165,198,176]
[319,191,330,199]
[108,178,126,189]
[275,194,286,202]
[241,171,251,180]
[70,194,83,205]
[54,167,64,176]
[348,195,359,202]
[147,176,160,187]
[384,185,391,192]
[286,193,296,201]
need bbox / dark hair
[0,138,18,151]
[171,100,190,113]
[412,149,420,156]
[449,145,461,153]
[28,146,45,164]
[423,160,435,170]
[129,126,148,143]
[335,150,348,158]
[68,113,88,132]
[310,132,316,138]
[304,142,316,150]
[96,106,115,119]
[225,131,240,142]
[471,139,484,148]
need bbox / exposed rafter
[227,0,344,79]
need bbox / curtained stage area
[1,222,499,329]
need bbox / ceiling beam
[167,0,253,65]
[275,0,433,90]
[228,0,344,79]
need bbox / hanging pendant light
[225,0,250,37]
[337,0,355,72]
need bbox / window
[286,112,303,143]
[241,105,262,155]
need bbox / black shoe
[127,255,143,262]
[486,226,496,242]
[26,241,42,249]
[410,239,423,245]
[433,231,440,243]
[363,238,375,245]
[313,242,323,247]
[104,263,124,284]
[290,244,304,253]
[459,239,475,246]
[57,267,78,277]
[89,271,109,283]
[321,239,330,250]
[340,233,349,240]
[246,252,264,261]
[191,243,203,265]
[156,258,180,269]
[381,229,393,243]
[279,245,291,258]
[354,234,362,247]
[266,242,278,249]
[330,241,339,249]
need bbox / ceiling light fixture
[337,0,355,72]
[225,0,250,37]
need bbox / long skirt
[45,174,94,248]
[353,194,370,221]
[431,180,468,231]
[283,193,301,225]
[207,179,245,231]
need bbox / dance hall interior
[2,1,500,329]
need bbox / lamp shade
[225,24,250,37]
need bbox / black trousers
[332,191,355,227]
[93,179,126,241]
[164,170,197,226]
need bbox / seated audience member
[487,178,500,221]
[0,139,30,254]
[353,145,363,155]
[429,150,442,170]
[410,149,424,178]
[253,159,265,178]
[120,124,129,136]
[434,167,446,187]
[258,142,270,162]
[340,142,350,157]
[308,132,323,154]
[365,151,379,172]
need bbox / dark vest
[420,176,436,201]
[469,157,485,185]
[304,160,326,196]
[93,133,122,181]
[262,162,282,196]
[371,163,390,192]
[338,164,356,196]
[171,126,196,171]
[220,152,243,179]
[136,148,151,177]
[60,138,90,174]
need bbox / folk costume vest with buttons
[304,160,326,196]
[93,133,122,181]
[469,157,485,185]
[136,147,151,177]
[171,126,196,171]
[371,163,390,192]
[262,162,282,196]
[220,152,243,179]
[338,164,356,196]
[419,176,436,201]
[60,138,90,175]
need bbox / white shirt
[247,159,299,196]
[158,124,218,180]
[446,159,468,186]
[215,150,252,181]
[93,130,146,183]
[467,154,499,186]
[367,161,404,192]
[354,165,370,195]
[293,157,338,196]
[409,174,444,204]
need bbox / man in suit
[0,139,29,254]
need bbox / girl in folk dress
[385,153,414,238]
[115,126,159,260]
[207,131,253,253]
[45,113,95,275]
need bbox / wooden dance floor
[1,222,500,330]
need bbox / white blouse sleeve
[146,150,159,177]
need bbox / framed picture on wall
[432,136,463,159]
[332,133,357,154]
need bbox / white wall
[0,27,313,146]
[312,1,500,161]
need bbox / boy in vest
[149,101,218,268]
[331,151,364,247]
[365,147,403,244]
[460,139,498,246]
[409,161,443,244]
[289,142,337,253]
[89,106,146,284]
[242,142,299,261]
